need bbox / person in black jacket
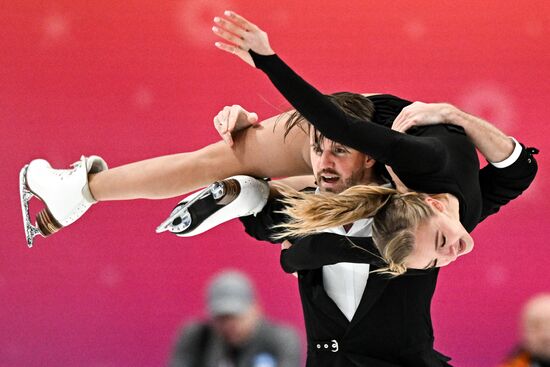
[198,90,529,367]
[174,90,453,365]
[212,10,538,275]
[232,94,535,366]
[237,98,449,366]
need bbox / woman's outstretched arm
[212,11,446,174]
[89,110,311,201]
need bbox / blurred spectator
[500,293,550,367]
[169,270,301,367]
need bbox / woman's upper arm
[250,53,445,172]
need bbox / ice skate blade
[19,165,44,248]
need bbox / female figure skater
[20,11,537,274]
[211,11,538,274]
[21,91,386,246]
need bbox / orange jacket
[499,352,531,367]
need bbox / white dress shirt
[316,138,523,322]
[321,218,373,322]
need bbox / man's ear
[364,155,377,169]
[424,196,445,212]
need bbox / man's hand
[393,101,516,163]
[213,104,259,146]
[281,240,298,278]
[212,10,275,67]
[392,101,454,133]
[281,240,293,250]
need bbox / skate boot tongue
[84,155,108,174]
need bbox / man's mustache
[318,168,340,176]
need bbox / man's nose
[319,151,335,166]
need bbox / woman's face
[405,198,474,269]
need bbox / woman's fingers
[223,131,234,146]
[213,109,233,146]
[223,10,257,31]
[213,41,238,54]
[212,11,270,66]
[214,41,254,65]
[213,16,247,38]
[214,105,260,146]
[213,116,221,134]
[248,112,259,124]
[227,105,241,134]
[212,25,244,48]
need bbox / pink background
[1,1,549,366]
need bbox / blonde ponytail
[275,185,443,276]
[273,185,397,239]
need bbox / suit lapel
[301,268,350,326]
[346,272,390,331]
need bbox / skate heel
[215,178,240,205]
[36,208,62,237]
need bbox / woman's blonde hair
[275,185,440,276]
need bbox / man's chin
[319,183,343,194]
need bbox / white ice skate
[156,175,270,237]
[19,156,108,248]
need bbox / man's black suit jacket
[239,136,538,367]
[241,204,451,367]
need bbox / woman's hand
[213,104,259,146]
[212,10,275,67]
[392,101,454,133]
[281,240,293,250]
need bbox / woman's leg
[21,111,311,245]
[90,112,311,201]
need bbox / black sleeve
[280,233,383,273]
[478,145,538,222]
[238,197,288,244]
[368,94,414,128]
[239,197,385,271]
[250,52,447,174]
[240,190,385,272]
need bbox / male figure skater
[184,93,536,366]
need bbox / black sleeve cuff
[249,50,279,70]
